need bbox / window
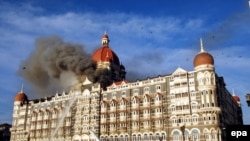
[111,102,116,107]
[156,85,161,92]
[191,103,197,109]
[112,93,116,98]
[192,115,198,123]
[144,134,148,141]
[138,135,141,141]
[144,87,150,94]
[172,117,177,124]
[122,91,126,97]
[132,135,136,141]
[133,89,139,95]
[173,131,180,141]
[125,135,128,141]
[149,134,153,141]
[155,95,162,101]
[171,105,176,111]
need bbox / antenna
[21,84,24,93]
[200,38,205,52]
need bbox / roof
[92,33,120,65]
[15,92,28,102]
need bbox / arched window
[162,133,166,140]
[155,133,160,140]
[171,105,176,111]
[191,129,200,140]
[192,115,198,123]
[119,135,124,141]
[138,134,141,141]
[173,131,180,141]
[132,135,136,141]
[144,134,148,141]
[111,101,116,107]
[110,136,113,141]
[156,85,161,92]
[144,87,150,94]
[149,134,153,141]
[172,117,177,124]
[125,135,128,141]
[191,102,197,110]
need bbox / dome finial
[232,88,235,96]
[20,84,24,93]
[200,38,205,52]
[102,31,109,47]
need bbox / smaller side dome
[15,92,28,102]
[14,85,28,102]
[233,95,240,102]
[193,52,214,67]
[193,38,214,67]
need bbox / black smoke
[19,36,118,96]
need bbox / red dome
[92,33,120,65]
[233,95,240,102]
[92,46,120,65]
[193,52,214,67]
[15,92,28,102]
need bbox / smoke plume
[19,36,115,96]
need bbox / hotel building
[10,34,243,141]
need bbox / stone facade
[10,35,243,141]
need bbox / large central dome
[92,33,120,66]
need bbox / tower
[92,32,126,81]
[193,38,217,109]
[11,85,29,141]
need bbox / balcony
[31,117,37,121]
[31,125,36,130]
[52,114,57,119]
[37,116,43,121]
[142,102,150,108]
[131,115,139,120]
[42,124,49,129]
[142,125,151,131]
[119,127,127,132]
[110,107,116,111]
[66,122,71,126]
[119,105,126,111]
[110,117,116,123]
[198,107,221,113]
[110,128,117,133]
[101,119,106,123]
[171,110,190,115]
[132,126,139,131]
[51,124,56,128]
[141,114,150,120]
[101,128,107,134]
[44,116,49,120]
[36,125,42,129]
[120,116,126,122]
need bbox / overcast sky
[0,0,250,124]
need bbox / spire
[200,38,205,52]
[20,84,24,93]
[102,31,109,47]
[232,88,235,96]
